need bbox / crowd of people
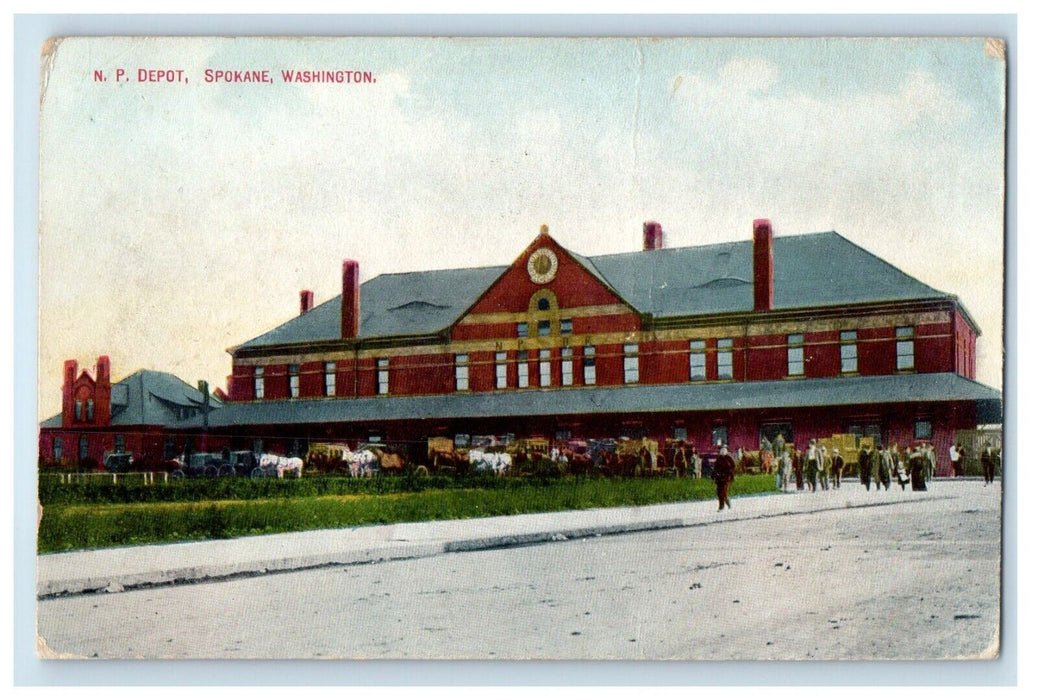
[704,434,1000,511]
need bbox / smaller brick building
[38,357,221,468]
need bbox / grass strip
[37,475,776,553]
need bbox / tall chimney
[753,218,774,312]
[94,355,112,425]
[341,260,360,339]
[300,289,314,315]
[62,359,78,428]
[643,221,663,251]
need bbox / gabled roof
[237,265,507,349]
[39,370,222,429]
[235,230,954,351]
[176,372,1001,429]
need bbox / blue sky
[38,37,1006,417]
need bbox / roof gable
[464,227,633,316]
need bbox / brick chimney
[643,221,663,251]
[753,218,774,312]
[94,355,112,425]
[341,260,360,339]
[300,289,314,315]
[61,359,77,428]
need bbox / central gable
[465,227,634,316]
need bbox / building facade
[187,219,999,475]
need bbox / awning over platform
[178,372,1002,429]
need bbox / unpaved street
[37,482,1001,660]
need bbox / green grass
[37,474,777,553]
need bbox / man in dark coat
[713,445,736,510]
[980,442,997,485]
[909,446,928,491]
[858,445,873,490]
[794,449,804,490]
[832,447,845,489]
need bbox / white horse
[469,450,512,475]
[344,448,380,477]
[259,453,304,478]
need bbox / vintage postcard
[35,36,1006,661]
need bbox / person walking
[820,446,832,490]
[950,443,962,477]
[877,444,892,491]
[980,442,997,485]
[794,448,804,490]
[909,446,928,491]
[713,444,736,510]
[805,440,820,492]
[832,447,844,489]
[858,444,873,491]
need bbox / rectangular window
[717,338,734,379]
[517,351,529,388]
[674,426,688,441]
[79,436,89,460]
[254,366,265,399]
[689,340,706,380]
[86,399,94,420]
[787,334,805,376]
[915,419,933,440]
[324,362,336,397]
[623,343,639,383]
[495,352,508,389]
[583,346,596,385]
[74,401,82,421]
[455,354,469,391]
[560,318,573,335]
[537,319,551,337]
[53,437,63,460]
[896,326,915,370]
[288,364,300,398]
[115,434,125,453]
[561,347,574,386]
[517,322,528,338]
[377,358,389,395]
[539,349,551,386]
[840,330,858,373]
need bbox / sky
[37,36,1006,419]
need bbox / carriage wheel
[204,465,219,478]
[218,464,235,477]
[251,467,265,479]
[171,469,185,480]
[415,465,429,477]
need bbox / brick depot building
[179,220,1000,475]
[38,357,221,467]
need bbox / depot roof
[235,231,955,351]
[175,372,1001,430]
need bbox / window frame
[896,326,915,371]
[717,338,734,380]
[377,358,390,395]
[583,346,596,385]
[539,349,552,386]
[53,437,63,460]
[495,351,508,389]
[324,361,336,397]
[517,350,530,388]
[623,343,639,384]
[254,366,265,399]
[516,322,528,338]
[454,354,469,392]
[561,347,574,386]
[786,334,805,377]
[689,340,707,381]
[288,364,300,398]
[560,318,573,335]
[840,330,859,374]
